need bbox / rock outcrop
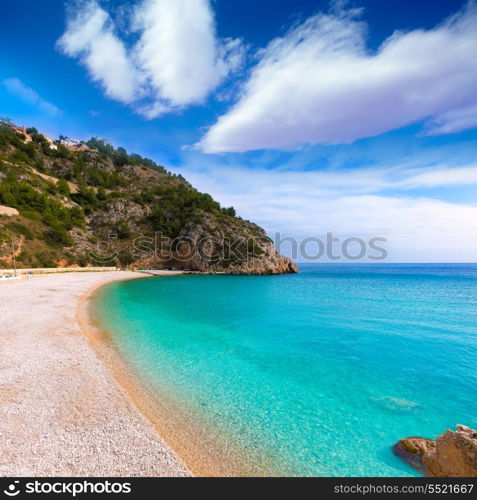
[177,219,298,275]
[393,437,436,475]
[394,425,477,477]
[132,217,298,275]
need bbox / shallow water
[93,264,477,476]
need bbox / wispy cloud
[198,2,477,153]
[57,0,245,117]
[397,165,477,189]
[423,103,477,136]
[2,78,62,117]
[178,157,477,261]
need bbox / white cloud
[134,0,244,117]
[57,1,138,103]
[198,2,477,153]
[2,78,62,117]
[57,0,244,117]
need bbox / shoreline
[81,274,279,477]
[0,271,190,477]
[0,270,281,477]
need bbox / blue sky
[1,0,477,261]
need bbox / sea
[92,264,477,476]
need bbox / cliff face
[394,425,477,477]
[0,123,297,275]
[71,199,298,275]
[165,218,298,275]
[424,426,477,477]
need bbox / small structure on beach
[0,274,21,281]
[0,205,19,217]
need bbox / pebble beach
[0,271,191,477]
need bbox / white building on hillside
[59,137,81,148]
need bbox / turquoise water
[93,264,477,476]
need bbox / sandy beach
[0,271,191,477]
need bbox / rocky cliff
[0,122,297,275]
[394,425,477,477]
[162,218,298,275]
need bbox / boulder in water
[393,437,435,475]
[393,425,477,477]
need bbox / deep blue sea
[93,264,477,476]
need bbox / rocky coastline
[393,425,477,477]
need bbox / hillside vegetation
[0,123,296,274]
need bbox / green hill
[0,121,297,274]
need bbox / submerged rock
[394,425,477,477]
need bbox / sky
[1,0,477,262]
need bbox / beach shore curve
[82,274,276,477]
[0,271,191,477]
